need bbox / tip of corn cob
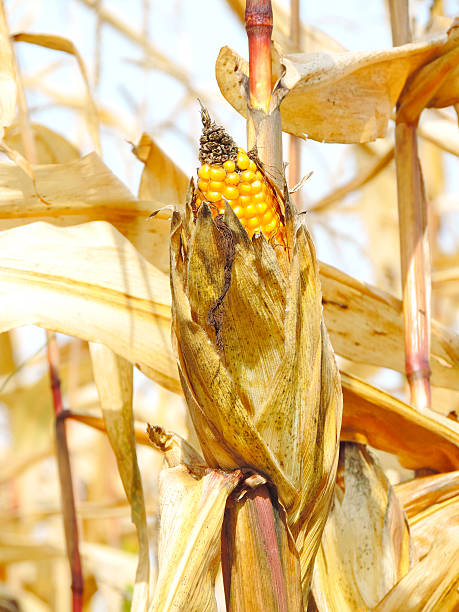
[196,106,286,246]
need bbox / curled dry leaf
[150,466,240,612]
[395,470,459,519]
[4,122,80,163]
[375,526,459,612]
[0,3,17,128]
[0,220,179,393]
[132,132,188,272]
[215,30,453,143]
[341,371,459,472]
[408,493,459,560]
[312,443,411,611]
[12,32,101,152]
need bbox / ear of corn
[196,106,286,245]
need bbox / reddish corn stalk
[389,1,431,411]
[245,0,273,112]
[48,332,84,611]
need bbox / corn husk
[312,443,411,611]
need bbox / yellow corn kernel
[249,160,257,173]
[209,180,225,192]
[198,179,208,192]
[198,164,211,180]
[247,216,260,229]
[244,204,257,218]
[239,183,252,195]
[223,160,236,173]
[206,191,222,202]
[232,206,242,217]
[264,219,277,234]
[210,166,226,181]
[224,185,239,200]
[238,195,251,209]
[262,209,274,224]
[253,192,265,203]
[237,153,250,170]
[256,201,268,215]
[240,169,255,183]
[226,172,240,185]
[251,180,262,194]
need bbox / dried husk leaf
[215,35,447,143]
[395,470,459,518]
[0,3,17,128]
[408,493,459,560]
[375,526,459,612]
[171,193,342,602]
[341,371,459,472]
[170,208,297,508]
[12,32,101,151]
[0,220,179,393]
[222,484,303,612]
[319,262,459,392]
[150,466,240,612]
[0,153,165,266]
[312,443,411,611]
[3,122,80,163]
[90,344,150,611]
[132,133,188,272]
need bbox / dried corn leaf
[4,122,80,163]
[90,344,150,611]
[0,221,179,393]
[395,470,459,518]
[341,371,459,471]
[408,494,459,560]
[151,466,240,612]
[222,484,303,612]
[0,3,17,128]
[132,132,188,272]
[319,261,459,392]
[12,32,100,151]
[375,526,459,612]
[0,330,14,374]
[215,35,447,143]
[0,153,161,265]
[312,444,410,611]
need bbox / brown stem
[390,3,431,411]
[48,333,84,611]
[245,0,273,112]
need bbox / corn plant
[0,0,458,611]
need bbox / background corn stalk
[0,0,458,611]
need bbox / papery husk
[215,27,457,143]
[170,185,342,602]
[408,493,459,560]
[312,443,411,612]
[150,465,240,612]
[395,470,459,518]
[375,526,459,612]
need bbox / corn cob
[196,107,286,245]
